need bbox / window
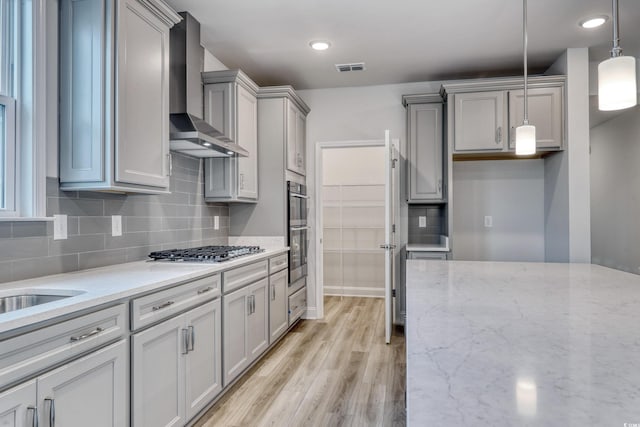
[0,0,16,213]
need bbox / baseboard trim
[303,306,318,319]
[323,286,384,298]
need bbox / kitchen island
[406,260,640,426]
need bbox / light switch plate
[418,216,427,228]
[53,215,68,240]
[484,216,493,228]
[112,215,122,237]
[214,216,220,230]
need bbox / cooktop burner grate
[148,245,263,262]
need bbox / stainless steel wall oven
[287,182,308,292]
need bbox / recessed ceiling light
[579,16,608,29]
[310,40,331,51]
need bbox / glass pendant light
[516,0,536,156]
[598,0,637,111]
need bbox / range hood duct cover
[169,12,248,157]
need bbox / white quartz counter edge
[0,248,288,335]
[406,243,449,252]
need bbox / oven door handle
[290,193,309,199]
[290,226,310,231]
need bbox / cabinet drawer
[269,254,288,274]
[288,286,306,325]
[131,274,220,331]
[223,261,268,294]
[0,304,126,390]
[407,251,448,260]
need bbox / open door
[381,130,397,344]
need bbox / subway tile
[12,222,49,238]
[0,223,12,238]
[47,197,104,217]
[49,234,105,255]
[78,250,127,270]
[104,232,151,250]
[126,245,158,262]
[78,216,111,235]
[0,260,12,283]
[124,217,163,233]
[12,254,79,282]
[0,237,49,262]
[162,217,191,230]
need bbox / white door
[0,380,37,427]
[184,299,222,421]
[132,315,186,427]
[382,130,397,344]
[37,340,127,427]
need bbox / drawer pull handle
[188,325,195,351]
[197,287,214,295]
[152,301,175,311]
[182,329,189,355]
[70,327,104,342]
[28,406,38,427]
[45,398,55,427]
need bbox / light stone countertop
[0,248,288,336]
[406,260,640,426]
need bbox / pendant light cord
[523,0,529,124]
[611,0,622,57]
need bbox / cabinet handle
[44,398,55,427]
[188,326,195,351]
[511,126,516,143]
[152,301,174,311]
[182,329,189,355]
[167,153,173,176]
[271,284,276,301]
[28,406,38,427]
[437,179,442,195]
[247,296,252,314]
[496,126,502,144]
[197,286,214,295]
[70,327,104,342]
[240,173,244,189]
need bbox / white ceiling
[165,0,640,90]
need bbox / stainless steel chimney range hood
[169,12,248,158]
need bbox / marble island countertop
[0,248,288,336]
[406,260,640,426]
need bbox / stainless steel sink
[0,289,85,314]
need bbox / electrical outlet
[53,215,68,240]
[214,216,220,230]
[418,216,427,228]
[112,215,122,237]
[484,216,493,228]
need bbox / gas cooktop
[148,245,263,262]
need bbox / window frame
[0,95,16,212]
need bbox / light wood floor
[194,296,406,427]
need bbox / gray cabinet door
[204,157,237,200]
[248,278,269,362]
[223,286,250,386]
[508,87,563,150]
[115,0,170,189]
[269,269,288,343]
[184,299,222,421]
[37,340,127,427]
[237,85,258,200]
[408,103,444,202]
[0,380,36,427]
[204,83,235,142]
[132,315,186,427]
[454,91,507,152]
[296,112,306,176]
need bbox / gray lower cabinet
[59,0,180,193]
[269,269,288,343]
[132,299,222,427]
[0,340,127,427]
[406,101,445,202]
[223,278,268,386]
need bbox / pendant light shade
[598,56,637,111]
[515,0,536,156]
[598,0,638,111]
[515,124,536,155]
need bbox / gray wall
[590,105,640,273]
[452,160,546,262]
[0,153,228,284]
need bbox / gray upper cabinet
[453,91,507,152]
[203,70,259,202]
[404,97,445,202]
[59,0,181,193]
[286,100,307,176]
[442,75,566,155]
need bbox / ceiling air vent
[335,62,366,72]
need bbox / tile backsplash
[408,204,447,245]
[0,153,228,284]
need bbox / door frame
[314,138,399,320]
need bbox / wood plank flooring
[194,296,406,427]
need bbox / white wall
[452,160,545,262]
[322,146,385,186]
[591,105,640,273]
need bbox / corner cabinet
[442,75,566,155]
[403,95,445,202]
[59,0,181,194]
[203,70,259,203]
